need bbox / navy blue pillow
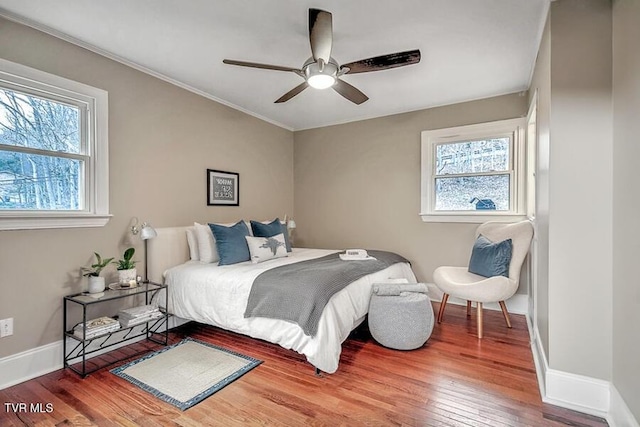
[209,221,251,266]
[468,234,513,278]
[250,218,291,252]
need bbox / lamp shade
[140,223,157,240]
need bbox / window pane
[435,175,510,211]
[0,88,80,154]
[436,138,509,175]
[0,151,81,210]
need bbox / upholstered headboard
[147,226,191,284]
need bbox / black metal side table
[63,282,169,377]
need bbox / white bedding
[162,248,416,373]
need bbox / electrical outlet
[0,318,13,337]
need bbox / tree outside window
[0,89,83,210]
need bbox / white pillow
[194,222,219,263]
[245,220,254,236]
[245,233,288,264]
[185,227,199,261]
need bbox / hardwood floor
[1,303,608,426]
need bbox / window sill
[419,213,527,224]
[0,214,112,231]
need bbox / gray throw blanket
[372,282,428,296]
[244,250,409,336]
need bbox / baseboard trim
[426,282,528,315]
[527,316,549,404]
[527,316,638,426]
[609,385,640,427]
[528,316,608,418]
[0,341,63,390]
[0,316,188,390]
[545,369,610,417]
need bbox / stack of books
[117,305,163,328]
[73,316,120,340]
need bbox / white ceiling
[0,0,548,131]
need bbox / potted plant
[114,247,137,286]
[82,252,114,294]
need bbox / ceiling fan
[223,8,421,105]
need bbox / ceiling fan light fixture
[305,60,338,89]
[307,74,336,89]
[223,9,420,104]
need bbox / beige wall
[293,93,528,287]
[0,17,294,358]
[612,0,640,420]
[529,13,551,363]
[529,0,615,384]
[529,2,640,416]
[547,0,613,381]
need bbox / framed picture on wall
[207,169,239,206]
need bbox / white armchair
[433,220,533,338]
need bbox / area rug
[111,337,262,410]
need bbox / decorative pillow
[250,218,291,252]
[194,222,218,263]
[245,233,288,264]
[209,221,251,266]
[185,227,199,261]
[468,234,513,278]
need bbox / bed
[147,226,417,374]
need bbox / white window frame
[420,118,527,223]
[0,59,110,230]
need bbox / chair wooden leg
[477,302,483,339]
[466,300,472,317]
[499,301,512,328]
[437,294,449,323]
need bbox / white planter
[118,268,137,285]
[87,276,106,294]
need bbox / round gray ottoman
[368,284,434,350]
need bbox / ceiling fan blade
[223,59,302,73]
[309,8,333,64]
[275,82,309,103]
[341,49,421,74]
[333,79,369,105]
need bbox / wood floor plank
[0,302,608,426]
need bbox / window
[0,59,109,230]
[420,118,526,222]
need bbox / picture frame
[207,169,239,206]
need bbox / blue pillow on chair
[250,218,292,252]
[209,221,251,265]
[468,234,513,278]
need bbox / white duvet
[162,248,416,373]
